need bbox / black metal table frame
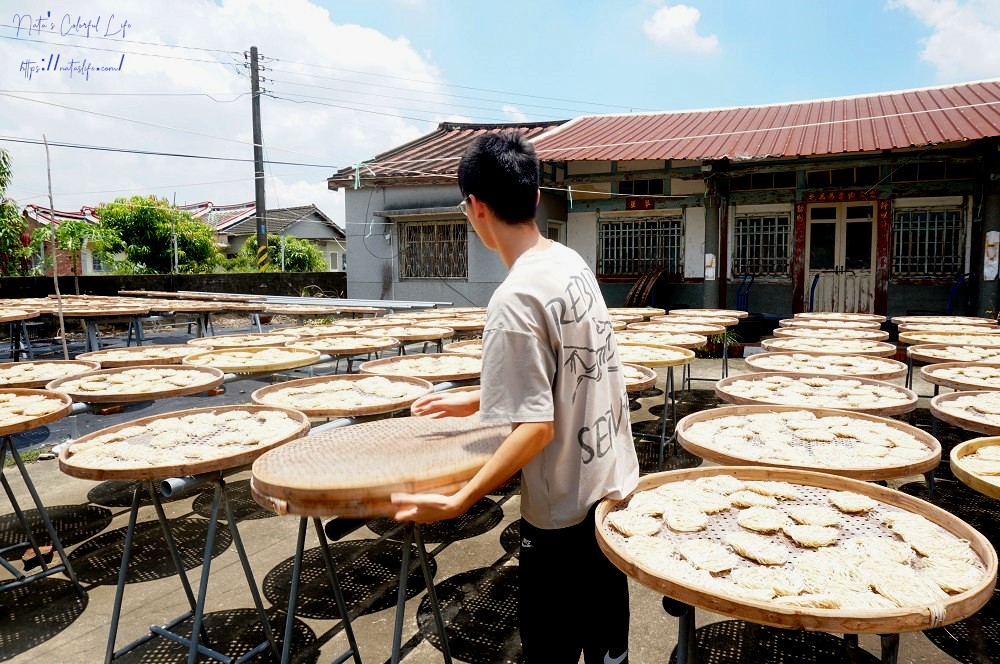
[662,598,901,664]
[105,473,279,664]
[0,433,83,596]
[631,365,681,470]
[682,334,729,390]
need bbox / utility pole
[171,192,179,274]
[250,46,268,271]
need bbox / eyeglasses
[458,196,470,217]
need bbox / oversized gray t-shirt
[478,241,639,530]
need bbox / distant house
[21,204,105,276]
[327,121,566,304]
[215,204,346,272]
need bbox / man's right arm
[410,389,481,418]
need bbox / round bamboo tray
[0,309,38,323]
[183,347,321,374]
[668,308,748,319]
[59,404,311,481]
[930,391,1000,435]
[263,305,365,317]
[46,365,225,404]
[607,307,666,318]
[771,327,890,341]
[39,307,151,318]
[187,333,300,349]
[146,300,227,313]
[267,324,360,338]
[759,338,897,357]
[409,385,480,415]
[778,319,882,330]
[350,317,414,327]
[413,318,485,333]
[617,344,696,368]
[616,331,708,350]
[950,437,1000,500]
[893,316,997,326]
[744,352,907,381]
[250,415,510,518]
[652,315,739,327]
[907,344,1000,366]
[251,374,433,418]
[443,339,483,356]
[0,360,100,389]
[921,362,1000,392]
[715,372,918,416]
[596,465,997,634]
[215,302,267,313]
[77,344,200,368]
[357,326,454,342]
[398,311,457,320]
[898,331,1000,347]
[433,307,487,316]
[0,389,73,437]
[794,312,886,324]
[674,404,940,481]
[358,352,482,382]
[626,322,726,336]
[610,314,644,324]
[623,363,658,393]
[285,335,400,356]
[898,324,1000,334]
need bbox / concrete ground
[0,324,994,663]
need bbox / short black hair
[457,130,539,224]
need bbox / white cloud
[889,0,1000,81]
[0,0,461,225]
[642,4,720,54]
[501,105,529,123]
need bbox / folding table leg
[415,525,452,663]
[105,485,143,664]
[880,634,899,664]
[312,518,362,663]
[391,523,414,664]
[280,518,309,664]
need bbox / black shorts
[518,502,630,664]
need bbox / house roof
[180,201,256,230]
[222,204,345,240]
[22,205,98,225]
[327,120,567,189]
[531,79,1000,163]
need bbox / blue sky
[1,0,997,218]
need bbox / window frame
[596,214,685,281]
[731,212,793,280]
[890,206,967,282]
[397,218,469,280]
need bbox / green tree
[0,149,46,276]
[94,195,222,274]
[53,219,119,293]
[227,234,328,273]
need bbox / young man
[391,131,640,664]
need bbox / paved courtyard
[0,320,996,663]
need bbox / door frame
[803,201,878,313]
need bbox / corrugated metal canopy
[531,79,1000,162]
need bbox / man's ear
[536,189,541,205]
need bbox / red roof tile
[327,120,566,189]
[531,79,1000,162]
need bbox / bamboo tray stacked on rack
[0,388,73,437]
[675,405,940,481]
[358,353,482,382]
[59,404,310,481]
[286,335,400,356]
[251,374,433,418]
[0,360,100,388]
[596,466,997,634]
[920,362,1000,392]
[183,346,321,374]
[744,352,907,381]
[77,344,200,367]
[907,344,1000,365]
[951,437,1000,500]
[715,372,917,416]
[759,338,897,357]
[250,415,509,518]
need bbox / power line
[266,84,562,120]
[0,135,340,168]
[264,75,609,116]
[1,20,238,54]
[0,92,325,158]
[11,172,294,200]
[0,89,249,103]
[0,32,239,65]
[266,90,532,124]
[264,92,442,125]
[262,60,654,111]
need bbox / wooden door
[805,203,876,313]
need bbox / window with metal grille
[732,214,791,278]
[892,208,965,277]
[597,216,683,277]
[399,220,468,279]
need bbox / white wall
[685,206,706,279]
[567,211,598,271]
